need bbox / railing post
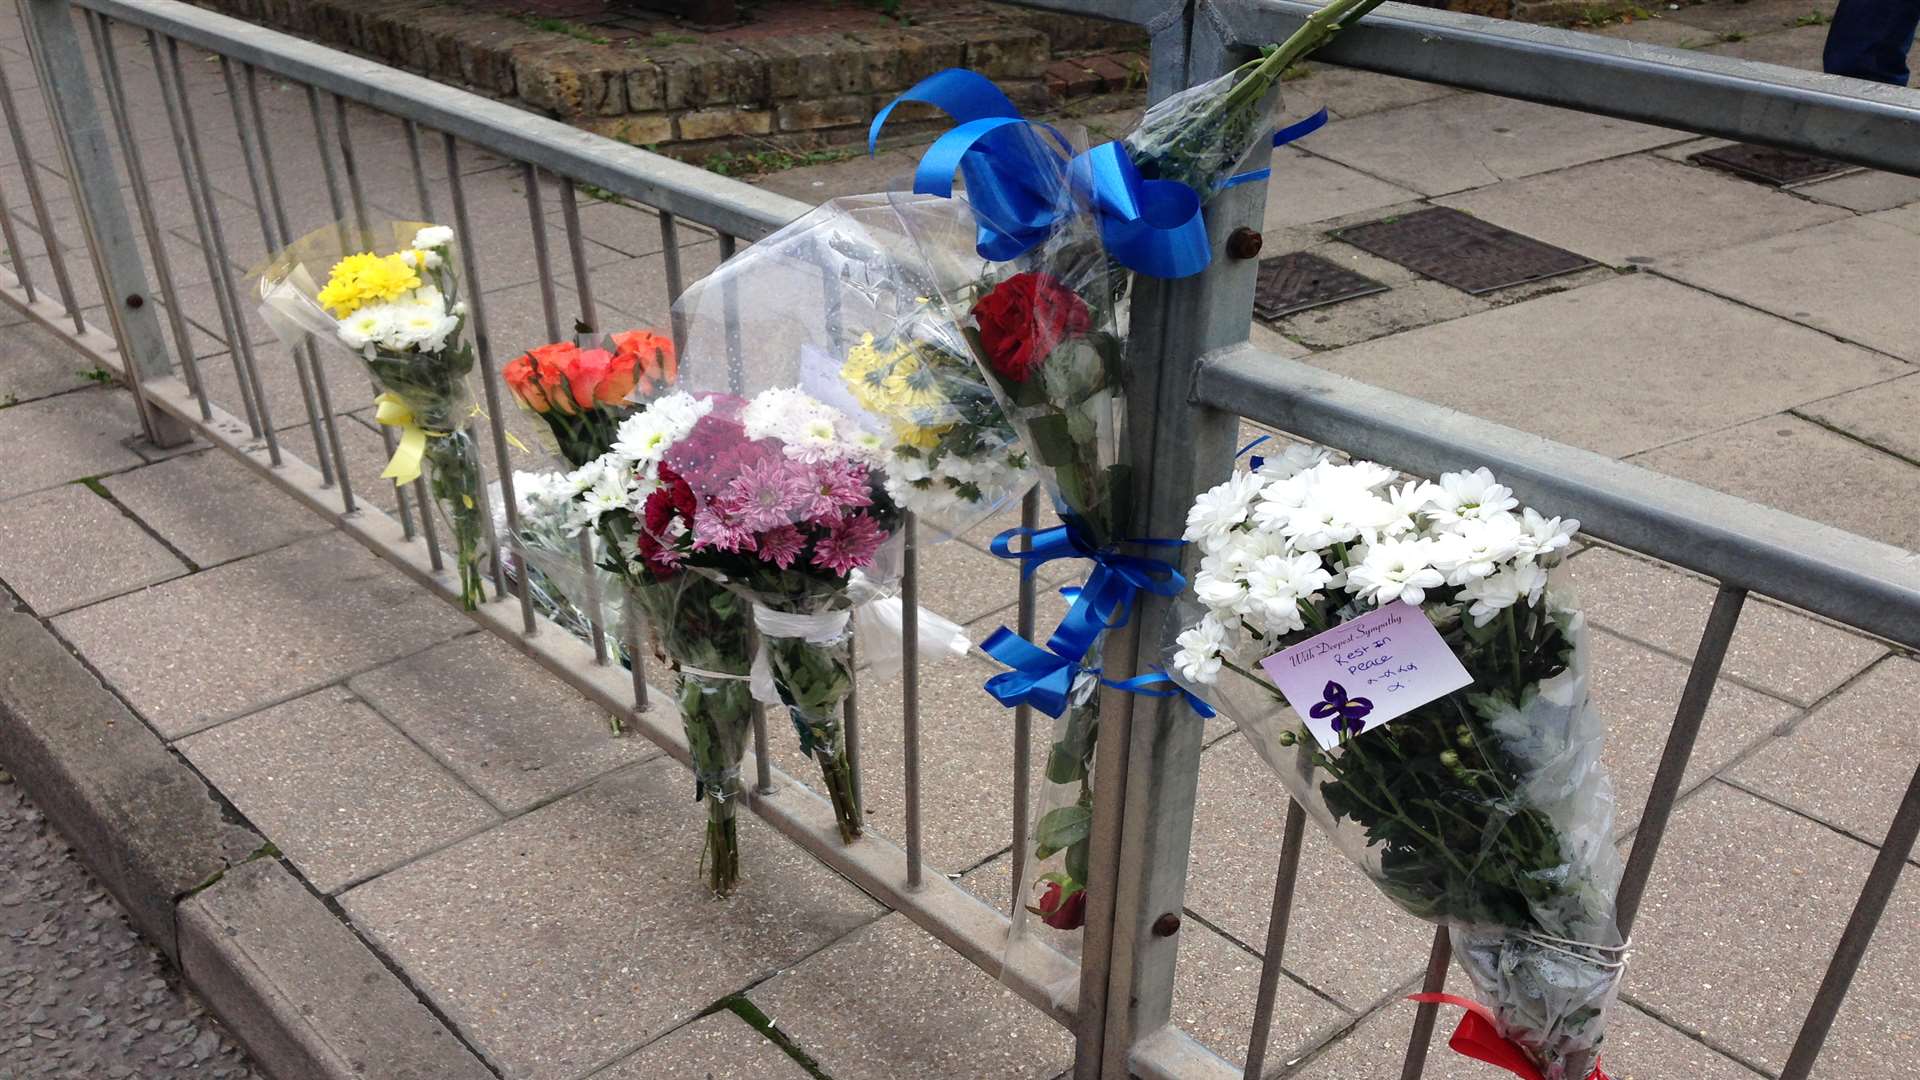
[1076,9,1273,1077]
[20,0,193,448]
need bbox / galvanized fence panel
[2,1,1917,1078]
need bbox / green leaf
[1025,413,1079,467]
[1064,836,1090,886]
[1045,742,1087,785]
[1033,804,1092,859]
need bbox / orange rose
[611,330,677,397]
[598,346,639,405]
[525,342,579,415]
[503,352,553,413]
[567,347,612,410]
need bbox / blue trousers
[1824,0,1920,85]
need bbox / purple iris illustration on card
[1310,681,1374,736]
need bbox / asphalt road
[0,769,261,1080]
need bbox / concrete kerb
[0,602,496,1080]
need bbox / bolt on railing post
[1077,11,1272,1079]
[20,0,194,448]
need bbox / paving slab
[1591,14,1722,47]
[1273,275,1491,351]
[51,533,471,738]
[1797,167,1920,212]
[1665,215,1920,362]
[178,858,496,1080]
[1878,202,1920,234]
[754,149,923,203]
[278,410,409,520]
[1628,413,1920,551]
[750,913,1072,1080]
[1283,62,1458,119]
[1167,920,1350,1074]
[1624,781,1920,1076]
[0,387,145,499]
[1438,153,1848,267]
[192,340,380,440]
[341,756,881,1080]
[0,316,108,404]
[1666,0,1838,33]
[348,634,648,815]
[1185,734,1436,1009]
[1306,274,1908,457]
[1260,146,1423,230]
[1305,94,1683,197]
[844,649,1030,875]
[1797,373,1920,464]
[101,448,332,567]
[1287,990,1764,1079]
[1731,656,1920,844]
[1697,22,1829,69]
[913,529,1073,626]
[567,196,717,261]
[1585,628,1800,834]
[1559,545,1887,705]
[586,1011,812,1080]
[565,245,726,327]
[0,482,186,614]
[178,686,500,894]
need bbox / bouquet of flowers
[497,470,627,673]
[258,222,487,609]
[1169,446,1623,1080]
[557,390,761,895]
[643,387,904,844]
[503,329,677,467]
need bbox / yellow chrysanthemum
[892,421,944,450]
[840,332,907,414]
[317,251,423,318]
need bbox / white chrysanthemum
[1316,459,1399,493]
[1243,552,1330,633]
[1347,538,1446,607]
[1193,567,1250,615]
[1252,442,1331,481]
[1458,562,1549,626]
[610,392,710,465]
[1172,614,1230,686]
[411,225,454,250]
[336,303,398,351]
[1281,486,1405,551]
[1429,512,1524,585]
[1427,467,1519,526]
[1207,528,1294,576]
[1184,470,1266,548]
[1517,507,1579,560]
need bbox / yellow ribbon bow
[372,392,434,486]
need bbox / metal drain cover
[1690,142,1855,186]
[1333,207,1597,295]
[1252,251,1389,320]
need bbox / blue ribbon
[1103,670,1218,719]
[871,69,1328,278]
[981,627,1082,718]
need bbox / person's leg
[1824,0,1920,85]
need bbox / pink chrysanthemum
[724,455,809,533]
[757,525,807,570]
[811,513,888,576]
[691,502,756,554]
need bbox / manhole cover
[1252,251,1389,320]
[1333,207,1597,295]
[1690,142,1856,186]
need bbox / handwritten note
[1257,600,1473,751]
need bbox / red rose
[972,271,1091,383]
[1032,880,1087,930]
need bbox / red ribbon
[1406,994,1610,1080]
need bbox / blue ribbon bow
[871,69,1328,278]
[1103,670,1218,719]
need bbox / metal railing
[1,1,1916,1078]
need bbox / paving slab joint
[0,604,498,1080]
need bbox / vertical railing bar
[0,165,37,304]
[26,7,122,351]
[522,163,562,343]
[1615,584,1748,933]
[150,33,265,440]
[328,92,422,540]
[1010,486,1040,919]
[1778,760,1920,1080]
[845,631,862,811]
[557,181,597,333]
[576,530,611,667]
[660,210,686,353]
[294,86,370,514]
[403,119,435,219]
[1397,927,1453,1080]
[902,513,924,888]
[0,18,83,331]
[443,132,535,629]
[752,698,774,795]
[162,40,281,465]
[89,12,207,419]
[1241,800,1307,1080]
[624,587,650,711]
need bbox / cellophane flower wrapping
[258,221,488,609]
[656,197,1042,843]
[1169,447,1623,1080]
[496,472,627,671]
